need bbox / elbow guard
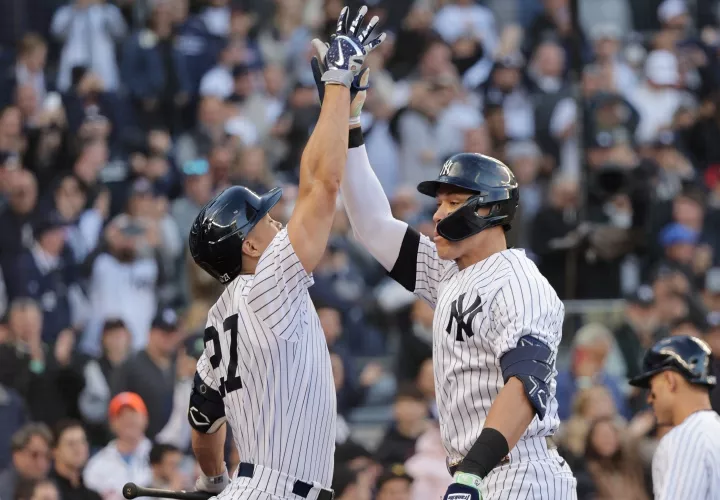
[499,336,553,420]
[188,373,227,434]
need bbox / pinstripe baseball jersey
[652,410,720,499]
[390,229,563,464]
[195,228,336,488]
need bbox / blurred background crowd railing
[0,0,720,499]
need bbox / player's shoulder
[490,249,559,295]
[662,411,720,449]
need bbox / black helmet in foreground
[417,153,519,242]
[189,186,282,284]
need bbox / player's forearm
[299,85,350,192]
[341,126,408,271]
[191,426,227,477]
[484,377,535,449]
[456,378,533,479]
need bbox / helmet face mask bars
[417,153,520,242]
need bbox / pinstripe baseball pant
[480,437,577,500]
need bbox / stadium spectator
[582,417,652,500]
[403,425,451,500]
[1,34,49,110]
[120,0,191,133]
[111,308,181,439]
[330,465,362,500]
[556,323,630,421]
[14,478,60,500]
[374,384,430,467]
[3,211,79,344]
[148,443,186,492]
[374,465,413,500]
[82,392,152,500]
[154,333,202,451]
[80,214,159,355]
[0,423,52,500]
[0,383,27,470]
[49,420,100,500]
[51,0,127,92]
[77,319,131,448]
[0,169,38,259]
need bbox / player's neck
[455,234,508,271]
[671,392,712,426]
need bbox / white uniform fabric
[652,410,720,499]
[196,228,336,493]
[341,145,576,499]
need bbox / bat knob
[123,483,139,499]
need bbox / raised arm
[340,125,443,306]
[286,85,349,274]
[287,6,385,275]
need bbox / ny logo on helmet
[446,293,483,341]
[439,159,453,177]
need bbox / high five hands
[310,5,386,102]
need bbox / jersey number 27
[204,314,243,397]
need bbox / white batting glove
[195,468,230,494]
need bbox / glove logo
[336,39,345,67]
[448,494,471,500]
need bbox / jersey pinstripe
[196,228,336,488]
[389,228,574,499]
[652,410,720,499]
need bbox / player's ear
[242,238,261,259]
[665,371,678,392]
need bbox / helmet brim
[417,176,483,198]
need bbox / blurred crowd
[1,0,720,499]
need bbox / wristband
[456,427,509,478]
[349,127,364,148]
[322,69,354,88]
[454,471,483,491]
[349,116,361,126]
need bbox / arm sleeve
[246,229,314,341]
[342,145,443,307]
[487,257,565,358]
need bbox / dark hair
[149,443,181,465]
[394,382,425,402]
[103,318,128,333]
[11,423,53,453]
[53,419,84,449]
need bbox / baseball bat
[122,483,214,500]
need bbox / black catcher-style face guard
[436,193,515,242]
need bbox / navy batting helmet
[628,335,717,389]
[417,153,519,241]
[189,186,282,284]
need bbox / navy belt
[238,463,334,500]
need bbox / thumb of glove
[311,39,329,61]
[351,68,371,122]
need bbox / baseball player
[629,335,720,499]
[318,81,577,498]
[185,8,384,500]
